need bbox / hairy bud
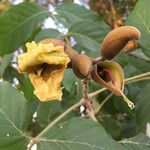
[72,54,92,79]
[100,26,141,60]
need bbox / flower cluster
[18,26,140,109]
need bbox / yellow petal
[18,41,70,101]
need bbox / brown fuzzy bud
[72,54,92,79]
[100,26,141,60]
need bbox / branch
[125,72,150,83]
[27,71,150,149]
[27,100,83,150]
[82,79,97,121]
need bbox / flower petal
[18,41,70,101]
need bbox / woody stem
[82,79,97,121]
[27,72,149,149]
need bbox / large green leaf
[0,2,49,56]
[69,21,110,43]
[55,3,100,28]
[34,28,64,42]
[120,133,150,149]
[127,54,150,73]
[71,34,99,57]
[37,101,62,127]
[68,21,110,57]
[126,0,150,57]
[62,68,77,92]
[21,75,37,101]
[3,66,23,83]
[0,54,12,77]
[135,83,150,132]
[0,82,32,150]
[37,118,126,150]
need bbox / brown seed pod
[91,61,124,96]
[39,38,78,59]
[72,54,92,79]
[100,26,141,60]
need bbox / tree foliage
[0,0,150,150]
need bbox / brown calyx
[72,54,92,79]
[91,61,124,96]
[100,26,141,60]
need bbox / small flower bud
[72,54,92,79]
[100,26,141,60]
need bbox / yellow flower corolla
[18,41,70,101]
[0,0,10,14]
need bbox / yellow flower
[18,41,70,101]
[0,0,10,14]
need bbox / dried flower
[18,41,70,101]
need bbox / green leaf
[3,66,23,83]
[0,2,49,56]
[69,21,110,42]
[37,101,62,127]
[114,53,140,77]
[126,0,150,57]
[130,49,150,61]
[135,83,150,132]
[0,82,32,149]
[62,68,77,92]
[21,75,37,101]
[101,117,121,140]
[55,3,100,28]
[0,136,28,150]
[34,28,64,42]
[37,118,126,150]
[68,21,110,57]
[0,54,12,77]
[127,54,150,73]
[72,34,99,57]
[120,133,150,149]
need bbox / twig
[89,72,150,98]
[65,35,71,46]
[27,100,83,150]
[27,71,150,149]
[126,77,150,84]
[89,88,107,98]
[125,72,150,82]
[82,79,97,121]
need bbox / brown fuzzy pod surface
[72,54,92,79]
[100,26,141,60]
